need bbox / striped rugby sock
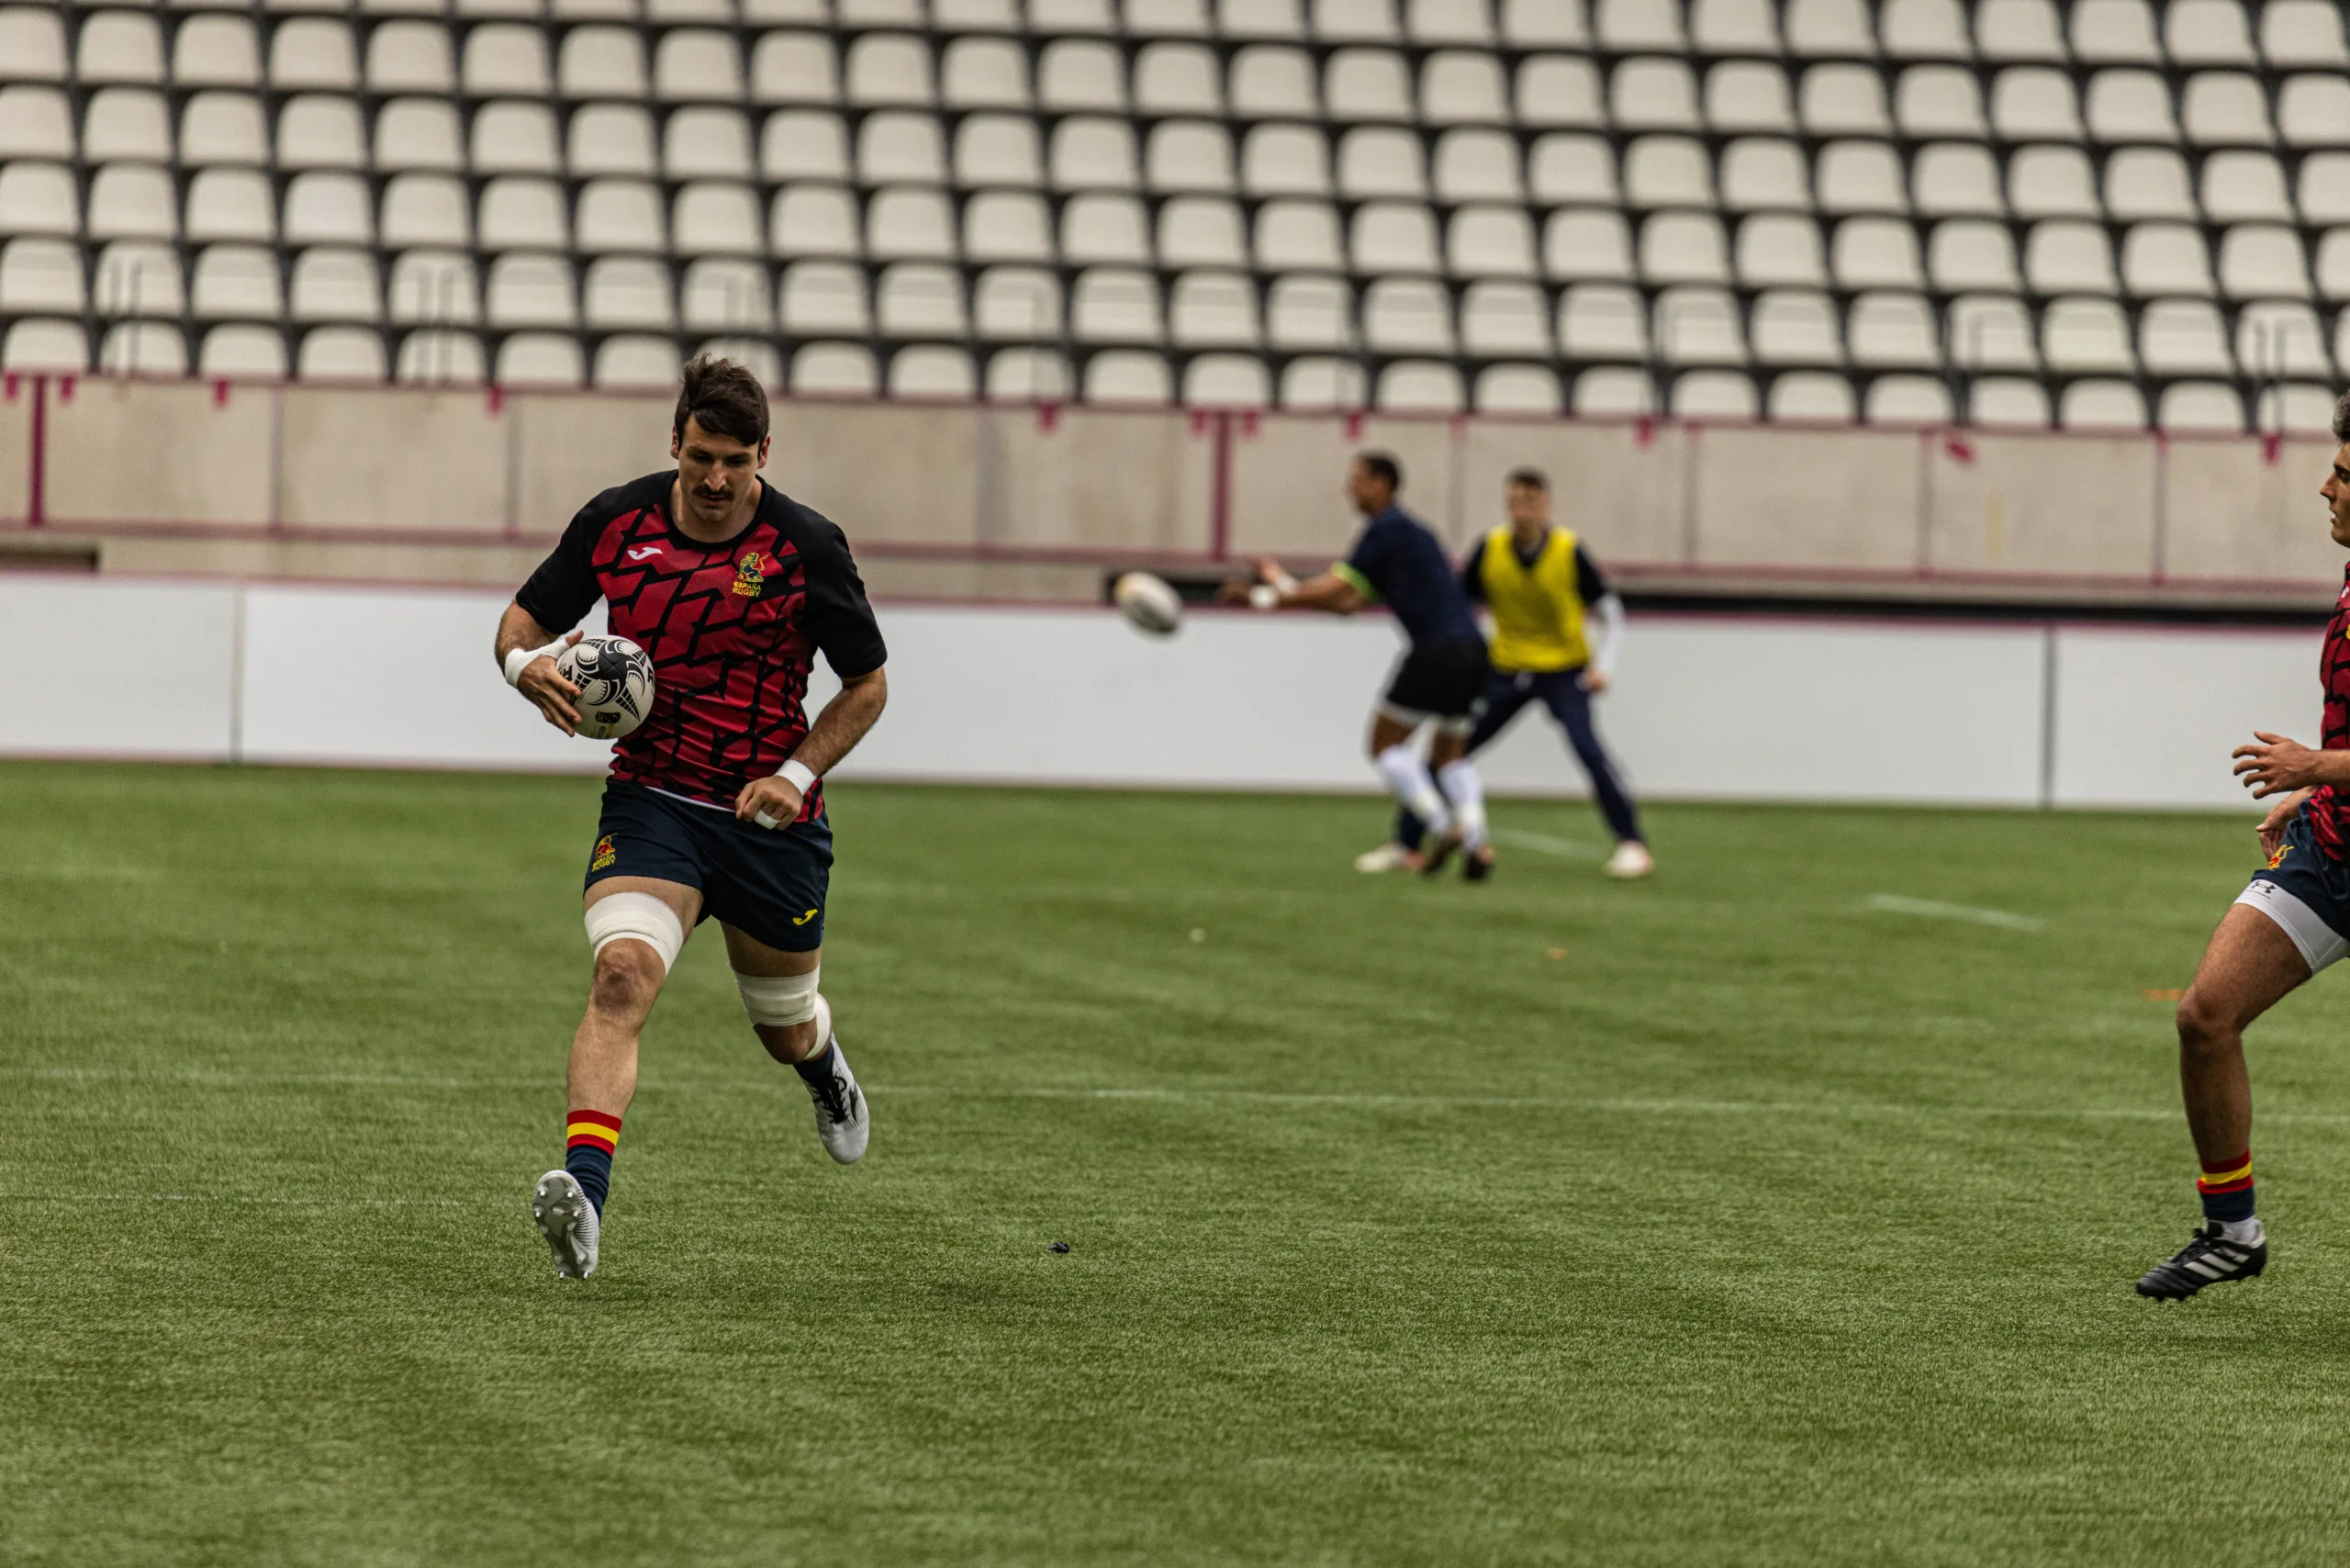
[565,1109,622,1215]
[2197,1150,2255,1226]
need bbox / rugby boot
[2135,1222,2266,1300]
[1354,842,1422,874]
[800,995,869,1165]
[532,1169,600,1280]
[1603,841,1655,879]
[1462,845,1496,881]
[1419,826,1465,878]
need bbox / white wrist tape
[753,759,820,830]
[503,637,567,688]
[1269,567,1300,594]
[1248,583,1280,611]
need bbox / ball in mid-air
[1113,571,1182,638]
[555,634,655,739]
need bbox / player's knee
[735,967,819,1028]
[2176,988,2235,1052]
[589,942,666,1014]
[583,890,685,1014]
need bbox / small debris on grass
[1189,928,1207,944]
[2143,988,2186,1001]
[1545,947,1567,961]
[1048,1241,1071,1254]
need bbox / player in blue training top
[1228,451,1494,876]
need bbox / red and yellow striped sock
[2197,1150,2255,1225]
[565,1110,621,1215]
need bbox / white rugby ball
[1113,571,1183,638]
[556,634,656,740]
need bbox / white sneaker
[800,995,869,1164]
[532,1169,599,1280]
[1603,841,1655,879]
[1353,842,1418,873]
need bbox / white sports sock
[1374,744,1451,835]
[2217,1215,2264,1246]
[1436,757,1487,849]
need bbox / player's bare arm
[494,602,585,734]
[735,666,890,826]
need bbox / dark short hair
[674,355,769,447]
[2334,390,2350,443]
[1505,466,1549,491]
[1354,451,1402,491]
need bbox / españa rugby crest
[590,834,618,871]
[732,551,767,598]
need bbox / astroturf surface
[7,760,2350,1565]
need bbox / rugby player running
[2136,393,2350,1300]
[496,357,889,1281]
[1226,452,1492,874]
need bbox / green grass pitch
[8,758,2350,1565]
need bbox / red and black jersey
[514,471,887,817]
[2306,565,2350,859]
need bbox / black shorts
[1382,637,1493,726]
[584,780,834,953]
[2239,804,2350,973]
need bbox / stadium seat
[368,22,454,95]
[1848,291,1939,366]
[278,96,365,170]
[974,266,1062,338]
[1737,214,1828,287]
[2025,221,2118,294]
[2266,1,2350,66]
[190,245,281,319]
[1598,0,1684,52]
[80,11,164,85]
[1338,127,1427,198]
[1084,350,1173,404]
[1413,0,1498,47]
[288,247,380,323]
[875,261,967,336]
[297,324,386,380]
[1768,371,1858,422]
[1529,135,1616,205]
[1977,0,2065,61]
[1949,294,2039,370]
[81,90,167,162]
[559,28,646,99]
[1566,364,1650,414]
[1434,129,1521,202]
[186,167,274,242]
[485,252,577,329]
[1864,375,1953,426]
[1449,206,1536,276]
[284,172,371,246]
[655,30,744,103]
[769,185,856,257]
[198,324,286,379]
[1231,45,1319,117]
[2010,146,2098,218]
[2156,381,2245,431]
[1472,364,1562,412]
[1624,136,1712,207]
[1544,208,1634,281]
[1265,273,1352,350]
[495,331,586,386]
[1816,141,1904,213]
[1672,369,1759,418]
[1326,48,1413,121]
[1272,355,1359,409]
[1707,63,1794,134]
[2058,378,2148,429]
[2168,0,2257,64]
[2121,225,2215,297]
[1460,279,1550,354]
[2279,77,2350,148]
[1896,66,1986,139]
[2256,382,2342,432]
[387,251,479,325]
[2105,149,2196,221]
[2219,227,2312,298]
[1050,118,1139,190]
[778,259,868,333]
[1353,201,1441,273]
[2315,232,2350,301]
[1639,211,1730,286]
[1557,282,1648,360]
[1832,217,1923,288]
[95,321,185,376]
[1972,375,2053,426]
[1145,121,1236,194]
[593,335,684,389]
[462,25,550,95]
[0,236,78,311]
[1516,55,1602,127]
[1241,124,1332,197]
[888,344,978,399]
[1375,360,1465,411]
[1990,68,2082,140]
[175,16,261,88]
[678,257,773,332]
[943,37,1031,110]
[1719,139,1809,209]
[1063,193,1148,264]
[181,92,266,165]
[1040,38,1126,112]
[571,105,657,176]
[2042,297,2135,373]
[2201,151,2295,224]
[1169,270,1259,347]
[1158,196,1246,267]
[676,183,764,255]
[1657,286,1745,363]
[2138,298,2232,375]
[87,163,175,241]
[1750,289,1843,364]
[381,175,469,248]
[1071,267,1163,343]
[1693,0,1781,55]
[385,98,466,171]
[393,329,485,386]
[859,112,946,185]
[965,191,1053,262]
[0,8,68,82]
[270,18,356,92]
[2071,0,2160,62]
[2086,70,2177,143]
[1424,50,1507,123]
[2236,301,2333,378]
[1927,220,2020,292]
[585,256,676,330]
[753,33,839,105]
[986,343,1073,399]
[479,177,568,251]
[92,240,180,317]
[1613,58,1701,132]
[1802,64,1892,137]
[2183,73,2275,146]
[954,115,1042,186]
[0,316,84,368]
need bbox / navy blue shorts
[2239,805,2350,972]
[584,780,834,953]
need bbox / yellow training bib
[1478,526,1589,674]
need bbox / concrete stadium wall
[2,575,2311,813]
[0,376,2342,602]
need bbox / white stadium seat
[1750,289,1843,364]
[181,92,266,164]
[1707,62,1796,134]
[2279,77,2350,148]
[80,11,166,85]
[1624,136,1712,207]
[1694,0,1781,56]
[1913,143,2001,217]
[297,325,386,381]
[288,247,381,323]
[1516,56,1602,127]
[1461,279,1550,354]
[1159,197,1246,267]
[0,236,81,312]
[2059,379,2148,430]
[1769,371,1858,422]
[955,115,1042,186]
[190,244,281,319]
[2071,0,2160,63]
[892,344,979,400]
[1846,291,1939,366]
[1719,139,1810,210]
[2042,297,2135,372]
[2139,299,2233,375]
[1671,369,1758,419]
[2168,0,2257,64]
[96,321,185,376]
[387,251,479,325]
[790,341,878,394]
[1816,141,1904,213]
[1338,127,1427,198]
[2104,149,2196,221]
[82,90,167,162]
[278,96,365,170]
[497,332,586,387]
[1973,375,2053,426]
[1864,375,1953,426]
[384,98,467,171]
[0,8,68,82]
[1949,294,2038,370]
[753,32,839,104]
[1736,214,1828,288]
[1168,270,1259,348]
[1084,350,1172,404]
[199,324,286,379]
[1265,274,1351,350]
[1376,360,1465,411]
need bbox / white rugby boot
[1603,841,1655,879]
[799,995,869,1164]
[1353,842,1420,873]
[532,1169,599,1280]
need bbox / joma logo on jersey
[733,551,767,598]
[590,834,618,871]
[791,907,820,926]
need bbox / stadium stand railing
[5,0,2350,436]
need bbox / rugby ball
[556,634,656,740]
[1113,571,1183,638]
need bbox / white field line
[15,1065,2350,1125]
[1491,828,1606,858]
[1867,893,2047,932]
[2,1193,473,1207]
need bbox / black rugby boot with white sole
[2135,1224,2266,1301]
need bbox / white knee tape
[735,967,820,1027]
[585,891,686,973]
